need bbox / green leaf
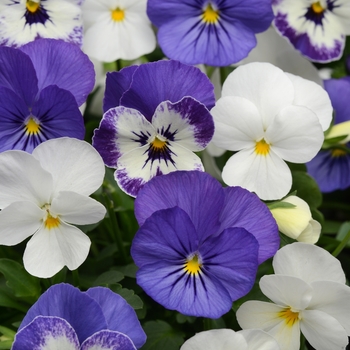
[142,320,185,350]
[267,201,296,210]
[93,271,124,286]
[0,286,27,312]
[336,222,350,246]
[0,259,40,299]
[116,288,143,310]
[0,340,12,349]
[114,263,138,278]
[291,171,322,208]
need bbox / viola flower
[272,0,350,62]
[93,60,215,197]
[0,0,83,48]
[237,243,350,350]
[0,138,106,278]
[180,329,280,350]
[0,39,94,153]
[13,283,146,349]
[307,78,350,192]
[270,195,321,244]
[211,62,332,200]
[147,0,274,66]
[82,0,156,62]
[131,171,279,318]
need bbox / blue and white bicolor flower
[272,0,350,62]
[12,283,146,350]
[0,0,83,47]
[131,171,280,318]
[93,60,215,197]
[0,39,95,153]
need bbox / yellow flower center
[278,308,300,327]
[111,7,125,22]
[25,117,40,135]
[184,254,202,275]
[151,137,167,150]
[331,148,347,157]
[255,139,270,156]
[202,3,219,24]
[45,215,60,230]
[311,1,325,14]
[26,0,40,13]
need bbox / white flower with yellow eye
[0,137,106,278]
[237,243,350,350]
[270,195,321,244]
[211,62,332,200]
[82,0,156,62]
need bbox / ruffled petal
[220,186,280,264]
[211,96,264,151]
[272,242,346,284]
[50,191,106,225]
[20,39,94,106]
[0,150,52,208]
[301,309,349,350]
[23,222,91,278]
[0,201,44,246]
[12,316,79,350]
[81,330,136,350]
[32,137,105,197]
[222,148,292,200]
[221,62,295,128]
[134,171,224,239]
[86,287,146,349]
[19,284,107,344]
[119,60,215,120]
[260,275,313,310]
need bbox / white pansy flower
[0,138,106,278]
[180,328,280,350]
[211,62,332,200]
[82,0,156,62]
[270,195,321,244]
[237,243,350,350]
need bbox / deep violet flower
[0,39,95,153]
[93,60,215,197]
[146,0,274,66]
[12,283,146,350]
[307,78,350,192]
[131,171,279,318]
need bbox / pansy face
[0,0,83,48]
[273,0,350,62]
[147,0,274,66]
[93,60,215,197]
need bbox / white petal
[286,73,332,131]
[0,151,53,208]
[272,242,346,284]
[23,222,91,278]
[222,149,292,200]
[211,96,263,151]
[266,105,324,163]
[270,196,311,239]
[205,141,226,157]
[301,310,349,350]
[260,275,312,310]
[297,219,321,244]
[308,280,350,334]
[50,191,106,225]
[32,138,105,197]
[222,62,295,128]
[0,201,44,246]
[180,329,248,350]
[238,329,280,350]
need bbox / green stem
[332,229,350,257]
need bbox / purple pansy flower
[12,283,146,350]
[146,0,274,66]
[131,171,280,318]
[93,60,215,197]
[0,39,95,153]
[272,0,350,62]
[307,78,350,192]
